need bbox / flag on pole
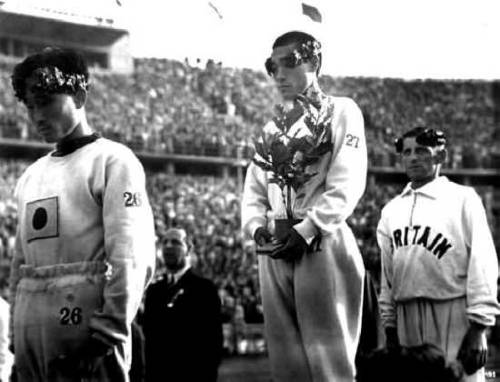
[208,1,223,19]
[302,3,322,23]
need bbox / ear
[73,88,87,109]
[434,148,447,165]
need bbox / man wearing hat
[9,47,156,381]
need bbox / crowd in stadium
[0,161,398,315]
[1,57,500,168]
[1,159,498,320]
[1,56,500,357]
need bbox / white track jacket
[242,96,367,242]
[378,176,500,328]
[11,138,155,349]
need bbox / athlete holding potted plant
[242,31,367,381]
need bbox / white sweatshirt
[0,297,12,382]
[242,96,367,243]
[378,176,500,327]
[11,138,156,347]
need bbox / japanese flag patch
[25,196,59,243]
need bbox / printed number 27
[346,134,360,148]
[123,192,142,207]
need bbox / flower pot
[274,218,302,242]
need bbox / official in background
[377,127,500,382]
[143,228,223,382]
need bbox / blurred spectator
[1,55,499,167]
[1,54,499,365]
[0,161,497,344]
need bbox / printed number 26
[60,307,82,325]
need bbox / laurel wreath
[29,66,88,95]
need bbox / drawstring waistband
[19,261,110,279]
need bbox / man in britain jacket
[378,127,500,382]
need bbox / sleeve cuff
[294,218,319,245]
[245,218,267,241]
[467,313,497,327]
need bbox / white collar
[400,176,449,199]
[169,264,190,285]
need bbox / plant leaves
[252,158,273,172]
[285,103,305,127]
[270,141,292,165]
[252,138,267,159]
[252,98,335,195]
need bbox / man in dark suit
[143,228,223,382]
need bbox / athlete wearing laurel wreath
[9,48,155,381]
[378,127,500,382]
[242,31,367,381]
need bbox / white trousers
[259,223,365,382]
[397,297,484,382]
[13,263,129,382]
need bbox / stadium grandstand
[0,0,132,72]
[1,1,500,380]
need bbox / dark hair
[11,47,89,103]
[394,127,447,153]
[272,31,322,74]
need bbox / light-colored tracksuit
[10,138,156,382]
[242,95,367,382]
[0,297,13,382]
[378,176,500,382]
